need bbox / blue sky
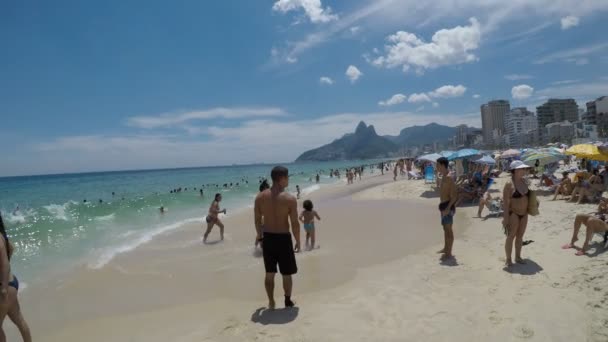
[2,0,608,176]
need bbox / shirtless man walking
[254,166,301,309]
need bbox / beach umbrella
[473,155,496,165]
[417,153,442,163]
[566,144,608,161]
[448,149,481,161]
[521,151,565,166]
[500,149,521,158]
[439,150,455,158]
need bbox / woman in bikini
[0,213,32,342]
[502,161,531,267]
[203,193,227,243]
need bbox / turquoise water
[0,160,387,286]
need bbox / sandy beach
[8,171,608,342]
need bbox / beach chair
[424,166,435,184]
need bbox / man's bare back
[255,188,299,235]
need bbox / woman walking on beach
[0,213,32,342]
[503,161,531,267]
[203,193,227,243]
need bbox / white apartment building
[505,107,538,148]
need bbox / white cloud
[345,65,363,83]
[561,16,580,30]
[505,74,533,81]
[511,84,534,100]
[416,106,425,112]
[370,18,481,73]
[272,0,338,23]
[429,85,467,98]
[350,26,361,35]
[535,42,608,64]
[551,79,580,85]
[378,94,407,106]
[127,107,287,129]
[432,102,439,108]
[272,0,608,65]
[408,93,432,103]
[472,94,481,99]
[319,76,334,85]
[567,57,589,65]
[536,82,608,99]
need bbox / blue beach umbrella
[417,153,443,163]
[448,149,481,161]
[474,155,496,165]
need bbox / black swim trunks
[262,232,297,275]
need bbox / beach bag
[527,190,539,216]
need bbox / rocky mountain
[295,121,398,162]
[384,123,457,146]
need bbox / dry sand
[8,172,608,341]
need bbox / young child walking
[299,200,321,250]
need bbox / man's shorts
[441,211,454,226]
[262,232,298,275]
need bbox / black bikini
[509,185,528,219]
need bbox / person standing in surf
[0,213,32,342]
[254,166,300,309]
[437,157,457,261]
[203,193,226,243]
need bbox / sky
[1,0,608,176]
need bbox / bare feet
[505,260,514,267]
[268,300,276,310]
[515,258,526,264]
[437,249,446,254]
[575,250,586,256]
[284,296,296,308]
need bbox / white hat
[509,160,531,170]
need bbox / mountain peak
[355,121,368,134]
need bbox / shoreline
[16,171,456,339]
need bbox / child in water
[299,200,321,250]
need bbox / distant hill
[295,121,398,162]
[384,123,457,146]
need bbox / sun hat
[509,160,531,170]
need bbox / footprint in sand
[488,311,502,325]
[513,324,535,339]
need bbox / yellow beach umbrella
[566,144,608,161]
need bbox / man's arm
[446,178,458,208]
[288,197,301,252]
[254,195,263,240]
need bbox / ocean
[0,160,387,287]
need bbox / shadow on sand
[203,239,223,245]
[439,257,459,267]
[420,190,439,199]
[503,258,543,275]
[251,307,299,325]
[583,241,608,258]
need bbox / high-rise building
[455,124,469,146]
[536,99,578,142]
[480,100,510,146]
[585,96,608,137]
[505,107,538,148]
[545,121,575,143]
